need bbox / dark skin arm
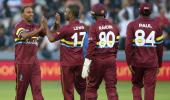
[20,17,44,38]
[51,13,61,33]
[42,13,61,42]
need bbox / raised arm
[42,13,61,42]
[51,13,61,33]
[19,17,44,38]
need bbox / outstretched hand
[51,13,61,32]
[54,12,61,25]
[40,16,48,30]
[39,16,45,30]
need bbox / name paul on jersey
[139,23,152,28]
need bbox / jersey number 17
[71,32,86,47]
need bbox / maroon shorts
[131,66,158,100]
[15,62,44,100]
[86,56,118,100]
[61,65,86,100]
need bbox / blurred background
[0,0,170,100]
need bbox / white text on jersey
[73,26,85,30]
[99,25,113,30]
[139,23,152,28]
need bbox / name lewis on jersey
[139,23,152,28]
[73,26,85,30]
[99,25,113,30]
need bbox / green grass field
[0,81,169,100]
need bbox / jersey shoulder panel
[14,21,26,35]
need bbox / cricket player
[13,6,45,100]
[42,5,87,100]
[125,2,163,100]
[81,3,120,100]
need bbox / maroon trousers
[131,66,158,100]
[85,56,118,100]
[61,65,86,100]
[15,63,44,100]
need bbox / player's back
[88,18,119,59]
[59,21,87,66]
[127,17,163,67]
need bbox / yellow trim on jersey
[132,39,135,42]
[16,28,25,35]
[32,37,39,39]
[96,41,118,45]
[61,39,82,45]
[15,38,25,42]
[15,37,38,42]
[132,35,163,43]
[116,36,120,40]
[156,35,163,41]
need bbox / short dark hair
[21,6,33,13]
[139,2,152,17]
[68,5,80,19]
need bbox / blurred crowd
[0,0,170,59]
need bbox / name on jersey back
[99,25,113,30]
[73,26,85,30]
[139,23,152,28]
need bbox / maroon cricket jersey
[53,20,87,66]
[13,20,44,64]
[125,17,163,68]
[86,18,120,60]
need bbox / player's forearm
[50,23,60,33]
[157,55,163,68]
[125,50,132,66]
[157,44,163,67]
[125,42,134,65]
[158,58,162,68]
[125,31,134,65]
[46,28,56,42]
[86,41,96,60]
[20,28,41,38]
[115,42,119,57]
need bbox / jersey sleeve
[113,25,120,57]
[52,26,66,41]
[155,26,163,68]
[86,25,96,60]
[13,24,26,42]
[125,22,134,66]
